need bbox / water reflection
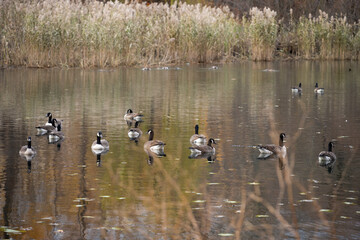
[0,62,359,239]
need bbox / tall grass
[1,1,360,68]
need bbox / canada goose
[128,121,142,140]
[256,133,286,157]
[318,142,336,167]
[45,112,53,126]
[124,109,143,121]
[144,129,166,156]
[189,138,216,155]
[48,122,64,143]
[291,83,302,93]
[91,131,109,153]
[19,137,36,156]
[36,118,58,135]
[190,125,207,145]
[314,83,324,93]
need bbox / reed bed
[1,0,360,68]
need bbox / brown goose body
[189,138,216,154]
[318,142,337,166]
[257,133,286,157]
[190,125,207,145]
[144,129,166,156]
[124,109,143,121]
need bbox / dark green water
[0,62,359,239]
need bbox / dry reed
[1,1,360,68]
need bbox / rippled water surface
[0,62,359,239]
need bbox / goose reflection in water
[20,154,35,173]
[188,151,216,163]
[92,150,109,167]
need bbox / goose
[48,122,65,143]
[190,125,207,146]
[314,83,324,93]
[91,131,109,153]
[256,133,286,157]
[45,112,53,126]
[318,142,336,167]
[144,129,166,156]
[124,109,143,121]
[291,83,302,93]
[189,138,216,155]
[36,118,58,135]
[128,121,142,140]
[19,137,36,156]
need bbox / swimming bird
[128,121,142,141]
[190,125,207,146]
[314,83,324,93]
[36,118,58,135]
[48,122,65,143]
[318,142,336,167]
[291,83,302,93]
[189,138,216,155]
[144,129,166,156]
[91,131,109,154]
[19,136,36,156]
[124,109,143,121]
[256,133,286,158]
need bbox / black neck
[48,115,52,123]
[97,135,101,144]
[328,143,333,152]
[27,140,31,148]
[279,136,284,147]
[148,131,154,141]
[135,121,139,128]
[195,125,199,134]
[207,139,212,146]
[57,124,61,131]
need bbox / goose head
[208,138,216,146]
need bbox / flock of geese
[19,82,336,170]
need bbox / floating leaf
[218,233,234,237]
[41,217,52,220]
[337,136,349,139]
[344,202,354,205]
[117,197,126,200]
[67,173,78,176]
[299,192,306,195]
[100,195,110,198]
[4,229,21,234]
[256,215,269,218]
[83,216,95,219]
[236,210,241,213]
[215,215,225,218]
[356,211,360,214]
[207,183,220,185]
[319,209,332,212]
[75,205,84,208]
[248,182,260,185]
[340,216,352,219]
[111,227,122,230]
[193,200,206,203]
[224,200,238,204]
[192,207,204,210]
[78,165,86,168]
[209,172,216,175]
[299,199,313,203]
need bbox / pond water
[0,61,359,239]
